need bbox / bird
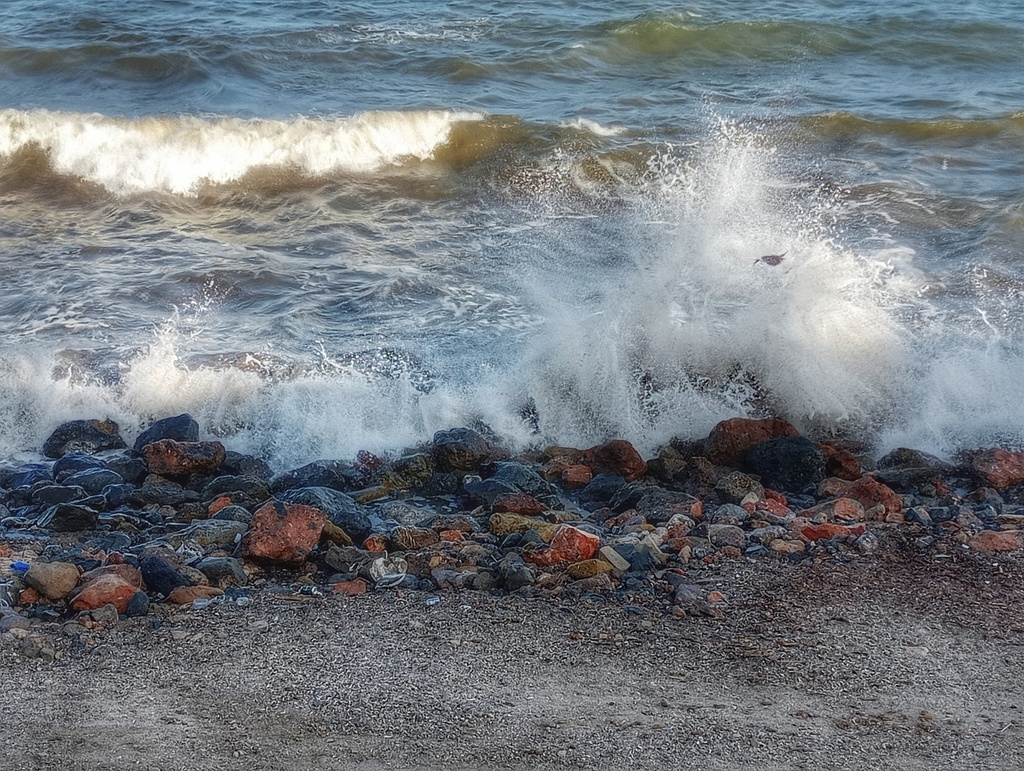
[753,251,786,266]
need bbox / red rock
[561,464,593,490]
[440,530,465,543]
[971,449,1024,491]
[801,497,865,523]
[166,585,224,605]
[71,573,138,614]
[707,590,727,604]
[242,501,326,564]
[840,476,903,516]
[800,522,867,541]
[757,498,791,516]
[363,534,388,552]
[106,551,125,565]
[18,587,41,605]
[524,525,600,567]
[970,530,1022,553]
[332,578,368,596]
[493,493,546,517]
[817,477,850,498]
[819,443,862,481]
[582,440,647,483]
[705,417,800,467]
[208,496,233,515]
[143,439,226,476]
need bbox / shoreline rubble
[3,413,1024,660]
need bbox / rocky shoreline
[3,413,1024,660]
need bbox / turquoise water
[1,0,1023,466]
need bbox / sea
[1,0,1023,469]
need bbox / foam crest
[0,108,482,195]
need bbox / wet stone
[43,419,127,459]
[133,414,200,453]
[62,468,123,495]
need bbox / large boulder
[133,414,200,453]
[582,440,647,483]
[743,436,825,492]
[275,487,371,541]
[242,501,326,564]
[433,428,490,471]
[142,439,225,476]
[43,419,126,459]
[705,417,799,467]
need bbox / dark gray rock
[270,460,361,493]
[433,428,490,471]
[221,451,274,481]
[743,437,826,492]
[98,452,148,484]
[8,464,53,490]
[36,503,98,531]
[462,477,518,506]
[32,485,88,506]
[708,503,750,526]
[212,505,253,524]
[201,475,271,502]
[195,557,248,586]
[43,419,126,459]
[133,414,199,453]
[63,468,124,495]
[634,488,699,524]
[492,462,555,498]
[275,487,371,541]
[498,553,535,591]
[125,590,150,617]
[140,554,192,597]
[715,471,765,505]
[53,452,106,483]
[579,473,626,506]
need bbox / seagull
[753,251,786,266]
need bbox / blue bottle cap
[11,561,30,572]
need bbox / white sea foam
[0,108,482,196]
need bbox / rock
[488,513,557,541]
[598,545,631,575]
[275,487,371,541]
[53,452,106,483]
[32,485,88,506]
[321,520,353,546]
[88,603,120,628]
[201,475,271,502]
[498,553,535,591]
[0,608,31,632]
[579,473,626,506]
[567,559,614,580]
[324,545,370,573]
[819,443,863,481]
[492,462,556,498]
[463,477,519,506]
[174,519,248,549]
[142,439,226,476]
[743,437,826,492]
[801,497,866,523]
[140,553,192,597]
[43,419,127,459]
[799,522,866,541]
[524,525,600,567]
[582,440,647,483]
[166,585,224,605]
[133,414,200,452]
[839,476,903,516]
[6,463,52,489]
[561,465,592,489]
[80,563,143,588]
[389,526,440,551]
[62,468,124,495]
[213,504,253,524]
[708,524,746,550]
[332,578,368,596]
[71,574,137,614]
[270,460,361,493]
[708,503,750,526]
[634,489,700,525]
[747,525,789,545]
[971,449,1024,491]
[433,428,490,471]
[242,501,326,564]
[221,451,274,480]
[769,538,805,555]
[384,453,435,490]
[36,503,99,532]
[493,493,547,516]
[101,451,149,484]
[24,561,80,600]
[706,417,800,467]
[715,471,765,505]
[970,530,1022,553]
[125,591,150,616]
[878,447,953,471]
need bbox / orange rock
[363,534,388,552]
[332,578,368,596]
[524,525,600,567]
[18,587,41,605]
[561,464,593,490]
[769,538,805,555]
[166,585,224,605]
[800,522,867,541]
[440,530,465,543]
[970,530,1022,553]
[705,417,799,467]
[142,438,226,476]
[757,498,791,516]
[582,440,647,483]
[71,573,138,613]
[840,476,903,516]
[566,559,613,580]
[242,501,326,564]
[971,449,1024,491]
[208,496,233,515]
[820,443,862,481]
[707,590,727,604]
